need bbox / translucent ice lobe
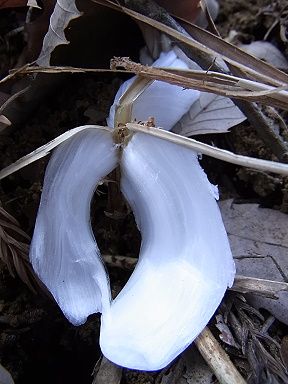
[106,50,200,129]
[30,128,118,326]
[100,133,235,370]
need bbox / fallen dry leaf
[173,92,246,136]
[220,199,288,325]
[24,0,56,62]
[36,0,81,66]
[216,314,240,349]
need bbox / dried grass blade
[15,64,288,109]
[196,327,247,384]
[0,125,109,180]
[93,0,288,87]
[178,17,288,86]
[111,58,288,109]
[9,66,118,75]
[126,123,288,176]
[233,276,288,300]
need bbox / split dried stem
[1,123,288,182]
[111,58,288,110]
[14,65,288,109]
[127,123,288,176]
[195,327,247,384]
[1,123,288,181]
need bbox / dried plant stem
[9,65,288,161]
[195,327,247,384]
[115,77,153,126]
[120,0,288,161]
[231,276,288,300]
[102,255,288,299]
[10,65,284,95]
[1,122,287,182]
[127,123,288,176]
[9,66,114,75]
[111,59,288,109]
[114,0,287,86]
[0,63,32,86]
[13,65,288,108]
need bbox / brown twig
[12,64,288,109]
[111,58,288,108]
[230,276,288,300]
[0,63,32,86]
[195,327,247,384]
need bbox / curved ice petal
[30,128,118,325]
[100,132,235,370]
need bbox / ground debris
[218,294,288,383]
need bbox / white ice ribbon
[30,128,118,325]
[100,132,235,370]
[30,50,235,370]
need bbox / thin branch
[9,66,118,75]
[231,276,288,300]
[126,123,288,176]
[0,63,32,86]
[195,327,247,384]
[12,65,288,109]
[111,58,288,110]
